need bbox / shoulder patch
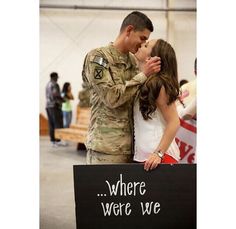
[92,56,108,68]
[94,66,103,79]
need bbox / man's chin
[129,50,136,54]
[130,48,138,54]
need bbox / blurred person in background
[61,82,74,128]
[177,58,197,120]
[45,72,65,147]
[179,79,189,87]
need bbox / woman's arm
[155,86,180,153]
[67,91,74,100]
[144,86,180,171]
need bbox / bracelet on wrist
[154,150,164,159]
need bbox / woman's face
[134,39,157,62]
[126,28,151,54]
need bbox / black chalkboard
[73,164,196,229]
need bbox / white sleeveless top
[133,100,180,162]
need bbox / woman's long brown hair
[139,39,179,120]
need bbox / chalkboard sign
[73,164,196,229]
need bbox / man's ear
[125,25,134,37]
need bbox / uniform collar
[108,42,130,64]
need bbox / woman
[61,82,74,128]
[133,39,180,171]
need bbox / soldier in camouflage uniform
[83,11,161,164]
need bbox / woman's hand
[144,153,162,171]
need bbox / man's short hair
[50,72,58,79]
[120,11,154,32]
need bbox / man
[45,72,65,147]
[83,11,161,164]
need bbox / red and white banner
[175,119,196,164]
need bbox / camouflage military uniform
[83,43,147,163]
[78,55,91,108]
[78,83,91,108]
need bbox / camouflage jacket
[83,43,147,155]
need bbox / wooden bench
[55,106,90,146]
[40,113,48,136]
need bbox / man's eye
[144,44,147,48]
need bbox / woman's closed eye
[144,42,149,48]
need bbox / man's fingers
[142,56,161,77]
[146,56,161,64]
[149,62,161,70]
[148,62,161,73]
[147,58,161,71]
[149,56,160,62]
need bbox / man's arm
[84,50,161,109]
[85,51,147,108]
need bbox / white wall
[40,1,196,122]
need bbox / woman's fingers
[144,154,161,171]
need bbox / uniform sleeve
[84,51,147,108]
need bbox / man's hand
[141,56,161,77]
[144,153,162,171]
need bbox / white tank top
[133,100,180,162]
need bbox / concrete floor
[40,136,86,229]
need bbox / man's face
[127,28,151,54]
[52,76,58,82]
